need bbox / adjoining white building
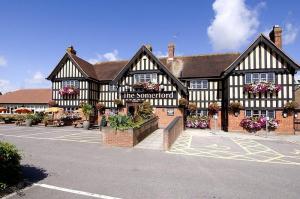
[0,89,51,114]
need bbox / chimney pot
[269,25,282,49]
[167,43,175,63]
[67,46,77,55]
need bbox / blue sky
[0,0,299,93]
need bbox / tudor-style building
[47,26,300,134]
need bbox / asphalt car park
[1,125,300,199]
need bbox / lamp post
[265,116,269,137]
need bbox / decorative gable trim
[47,52,90,81]
[222,34,300,78]
[113,45,187,94]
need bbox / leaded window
[189,80,208,89]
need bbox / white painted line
[34,183,122,199]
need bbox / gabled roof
[47,52,98,81]
[112,45,188,94]
[0,89,51,104]
[170,53,240,78]
[222,34,300,77]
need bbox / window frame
[189,80,208,89]
[244,73,276,84]
[62,80,79,88]
[245,109,276,119]
[134,73,157,83]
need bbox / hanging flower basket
[59,86,79,96]
[188,103,197,113]
[178,98,188,108]
[114,99,123,108]
[132,82,160,92]
[283,101,298,113]
[240,116,279,132]
[186,115,209,129]
[96,103,106,114]
[48,100,58,107]
[228,102,243,114]
[208,102,220,114]
[244,82,281,94]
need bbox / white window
[245,74,252,84]
[260,73,267,82]
[134,73,157,83]
[109,84,117,91]
[195,109,208,116]
[245,110,275,119]
[252,74,260,83]
[62,80,79,88]
[190,80,208,89]
[267,73,275,83]
[244,73,275,84]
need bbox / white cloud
[0,79,16,93]
[154,51,167,58]
[0,56,7,67]
[207,0,264,51]
[89,49,119,64]
[25,71,47,84]
[283,23,298,45]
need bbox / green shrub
[0,141,22,186]
[137,101,154,120]
[81,103,93,120]
[100,115,107,127]
[108,115,140,130]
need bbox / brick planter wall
[163,116,184,151]
[102,117,158,147]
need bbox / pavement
[135,128,163,150]
[1,125,300,199]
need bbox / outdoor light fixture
[282,111,288,118]
[295,113,298,118]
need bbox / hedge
[0,141,22,190]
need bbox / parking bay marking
[34,183,122,199]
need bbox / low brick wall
[102,117,158,147]
[163,116,184,151]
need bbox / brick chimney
[269,25,282,49]
[66,46,77,55]
[167,43,175,63]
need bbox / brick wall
[275,111,295,135]
[228,110,245,132]
[155,108,183,128]
[228,110,295,135]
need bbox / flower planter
[102,117,158,147]
[25,119,32,127]
[83,121,90,130]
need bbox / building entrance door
[126,101,143,117]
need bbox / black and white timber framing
[47,33,300,128]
